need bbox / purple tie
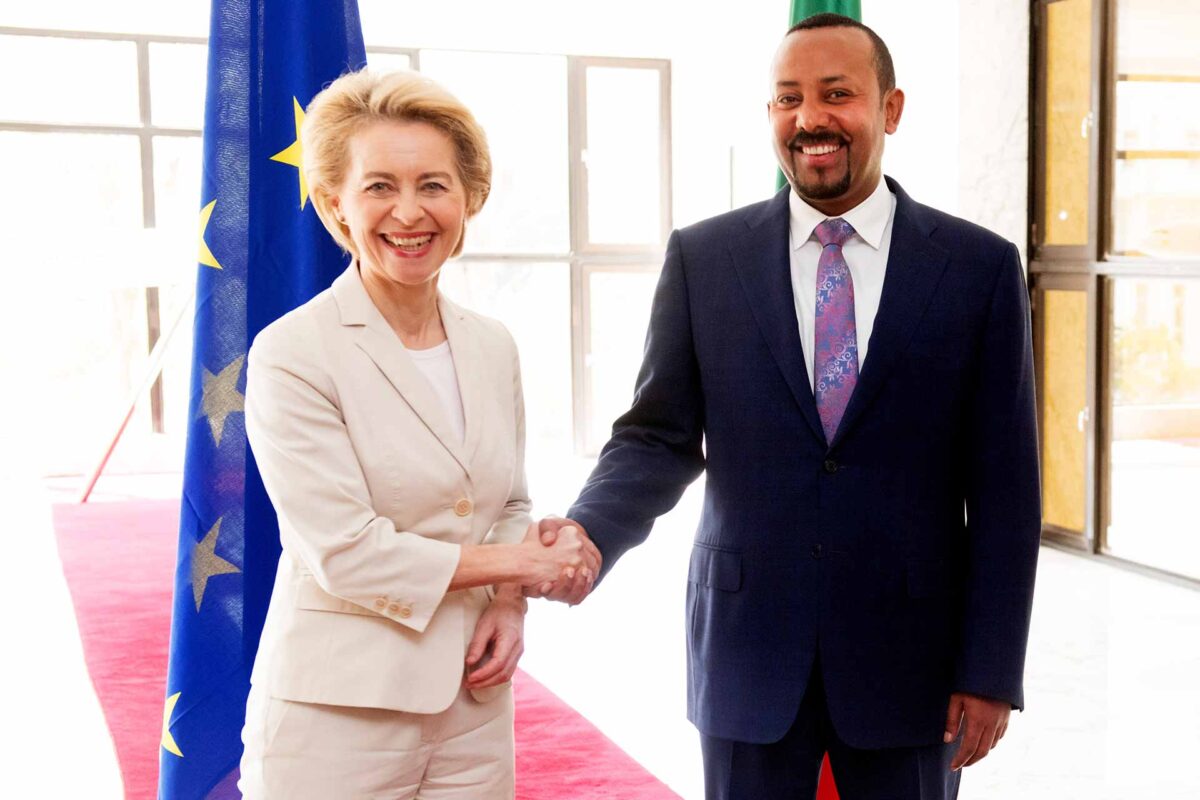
[814,217,858,442]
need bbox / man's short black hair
[787,13,896,95]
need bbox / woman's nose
[390,193,424,226]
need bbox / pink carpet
[52,499,685,798]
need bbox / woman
[239,69,586,799]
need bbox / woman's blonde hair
[302,69,491,258]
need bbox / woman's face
[332,119,467,291]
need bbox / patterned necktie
[813,217,858,443]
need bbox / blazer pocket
[905,559,957,599]
[688,544,742,592]
[295,578,381,617]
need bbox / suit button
[397,605,413,619]
[454,498,473,516]
[811,544,824,559]
[374,597,387,609]
[823,459,838,474]
[387,603,400,615]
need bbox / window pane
[1107,278,1200,579]
[1042,0,1092,247]
[0,132,144,233]
[1111,0,1200,258]
[0,35,140,125]
[150,43,208,130]
[3,0,208,37]
[1116,0,1200,78]
[1114,81,1200,152]
[585,67,664,247]
[583,267,660,454]
[437,261,573,454]
[1112,158,1200,258]
[366,52,413,73]
[420,51,570,255]
[1040,288,1089,535]
[153,135,203,231]
[157,283,198,438]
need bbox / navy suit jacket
[568,177,1041,749]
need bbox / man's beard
[789,163,851,199]
[786,133,851,200]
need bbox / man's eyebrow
[774,75,850,88]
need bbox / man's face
[768,26,904,215]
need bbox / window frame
[1,26,673,455]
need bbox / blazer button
[454,498,473,516]
[397,605,413,619]
[387,603,401,615]
[374,597,387,609]
[823,459,838,474]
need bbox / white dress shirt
[788,177,897,389]
[406,340,466,445]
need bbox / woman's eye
[366,182,391,194]
[422,182,447,192]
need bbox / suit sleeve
[245,326,460,634]
[568,230,707,581]
[956,242,1042,709]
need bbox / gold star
[198,199,222,269]
[198,355,245,446]
[161,692,183,757]
[270,97,308,209]
[191,517,241,611]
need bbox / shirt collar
[788,176,892,251]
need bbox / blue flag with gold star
[160,2,365,796]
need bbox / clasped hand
[519,517,601,605]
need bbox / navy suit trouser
[699,661,962,800]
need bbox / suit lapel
[829,178,950,448]
[439,296,484,474]
[729,188,827,446]
[332,265,473,477]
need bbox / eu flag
[159,2,365,796]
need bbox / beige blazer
[244,264,531,714]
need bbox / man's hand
[464,587,526,689]
[945,692,1011,771]
[529,516,601,605]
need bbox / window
[1031,0,1200,582]
[3,23,672,468]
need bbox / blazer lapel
[439,296,484,474]
[331,265,472,476]
[729,188,827,446]
[830,178,950,448]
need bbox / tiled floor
[15,457,1200,799]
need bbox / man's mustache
[788,132,847,150]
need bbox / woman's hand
[465,587,526,689]
[519,522,584,587]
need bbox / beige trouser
[238,682,514,800]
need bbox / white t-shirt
[405,340,466,444]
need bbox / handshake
[516,517,602,606]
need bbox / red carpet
[52,499,683,799]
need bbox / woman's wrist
[449,542,528,592]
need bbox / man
[541,14,1040,799]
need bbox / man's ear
[884,87,905,135]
